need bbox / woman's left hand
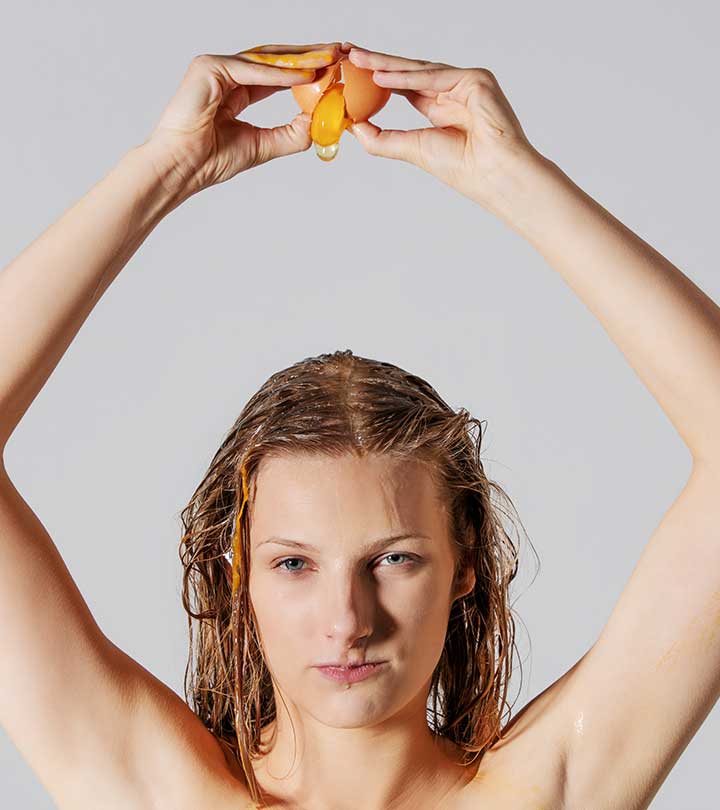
[341,42,545,215]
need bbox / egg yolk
[310,81,352,161]
[237,46,355,162]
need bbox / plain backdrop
[1,1,718,807]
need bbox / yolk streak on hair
[231,461,250,596]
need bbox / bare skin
[1,38,719,810]
[250,721,475,810]
[210,677,573,810]
[232,452,476,810]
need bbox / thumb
[348,120,418,165]
[255,112,313,163]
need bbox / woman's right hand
[141,43,342,198]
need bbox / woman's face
[246,451,475,730]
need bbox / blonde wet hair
[177,349,536,807]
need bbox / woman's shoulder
[454,685,572,809]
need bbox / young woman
[1,40,719,810]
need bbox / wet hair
[177,349,537,807]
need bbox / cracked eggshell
[291,55,391,122]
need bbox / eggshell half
[291,56,391,122]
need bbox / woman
[0,40,718,810]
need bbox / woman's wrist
[475,147,561,237]
[125,139,198,217]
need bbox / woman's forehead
[249,453,448,546]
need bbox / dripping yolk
[310,81,352,162]
[236,46,363,162]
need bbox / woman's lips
[316,661,387,683]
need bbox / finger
[379,66,508,125]
[254,112,313,164]
[348,120,427,166]
[404,90,472,130]
[371,66,464,93]
[210,54,319,86]
[348,47,452,73]
[236,43,341,69]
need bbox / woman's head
[178,349,532,805]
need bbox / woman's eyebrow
[258,533,430,554]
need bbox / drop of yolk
[310,81,352,162]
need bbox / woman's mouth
[315,661,387,683]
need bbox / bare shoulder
[455,665,578,810]
[0,464,254,810]
[76,650,254,810]
[116,665,256,810]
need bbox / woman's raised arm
[0,45,340,459]
[502,155,720,468]
[0,144,185,455]
[346,42,720,468]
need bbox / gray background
[1,1,718,807]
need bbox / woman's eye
[276,557,306,573]
[274,552,415,575]
[382,553,412,567]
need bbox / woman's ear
[452,562,476,602]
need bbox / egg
[239,45,391,161]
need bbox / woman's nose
[322,574,376,641]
